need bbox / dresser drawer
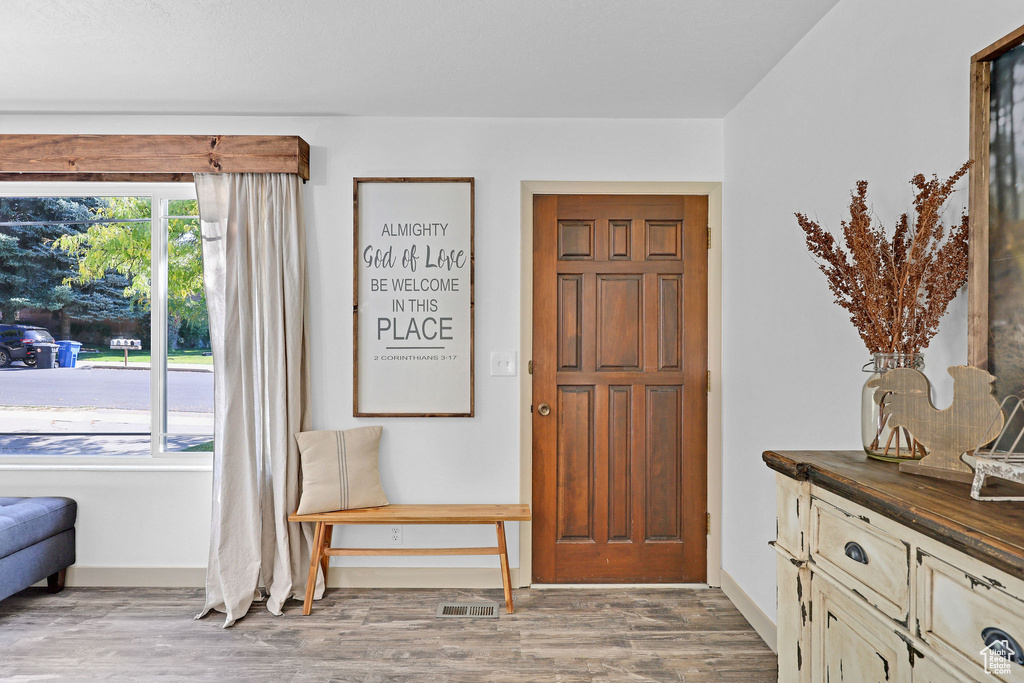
[809,498,910,621]
[918,553,1024,682]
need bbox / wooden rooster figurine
[868,366,1003,479]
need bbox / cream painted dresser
[765,450,1024,682]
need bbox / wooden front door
[532,194,708,583]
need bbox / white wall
[1,115,723,578]
[1,467,212,575]
[722,0,1024,621]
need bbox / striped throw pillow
[295,426,389,514]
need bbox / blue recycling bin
[56,340,82,368]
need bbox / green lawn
[78,348,214,365]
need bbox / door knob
[537,403,551,416]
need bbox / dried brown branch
[795,162,972,355]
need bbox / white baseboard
[64,566,207,587]
[720,569,777,653]
[56,565,523,590]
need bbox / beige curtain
[193,173,320,628]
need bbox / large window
[0,185,213,457]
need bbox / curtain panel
[193,173,318,628]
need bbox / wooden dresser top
[764,450,1024,582]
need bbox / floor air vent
[436,601,499,618]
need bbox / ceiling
[0,0,839,118]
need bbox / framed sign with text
[354,177,474,416]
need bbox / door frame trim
[519,180,723,587]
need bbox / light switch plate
[490,351,516,376]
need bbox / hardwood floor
[0,586,777,682]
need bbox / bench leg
[495,521,514,614]
[303,521,325,615]
[46,569,66,594]
[320,524,333,582]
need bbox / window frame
[0,181,212,461]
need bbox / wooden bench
[288,504,532,615]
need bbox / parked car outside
[0,325,56,368]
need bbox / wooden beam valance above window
[0,135,310,183]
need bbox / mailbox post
[110,338,142,368]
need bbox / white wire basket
[965,395,1024,501]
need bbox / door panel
[645,219,682,259]
[557,220,595,260]
[657,274,682,371]
[609,220,631,259]
[596,274,642,370]
[557,386,595,542]
[533,194,708,583]
[646,386,682,541]
[607,385,632,542]
[557,275,583,370]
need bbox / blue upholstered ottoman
[0,497,77,601]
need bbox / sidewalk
[75,361,213,373]
[0,406,214,455]
[0,406,213,432]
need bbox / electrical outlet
[490,350,516,376]
[389,525,403,545]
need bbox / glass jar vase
[862,352,925,460]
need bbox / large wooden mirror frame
[968,24,1024,369]
[0,135,309,183]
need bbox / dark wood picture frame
[353,177,475,417]
[968,23,1024,370]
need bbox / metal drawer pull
[843,541,869,565]
[982,628,1024,665]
